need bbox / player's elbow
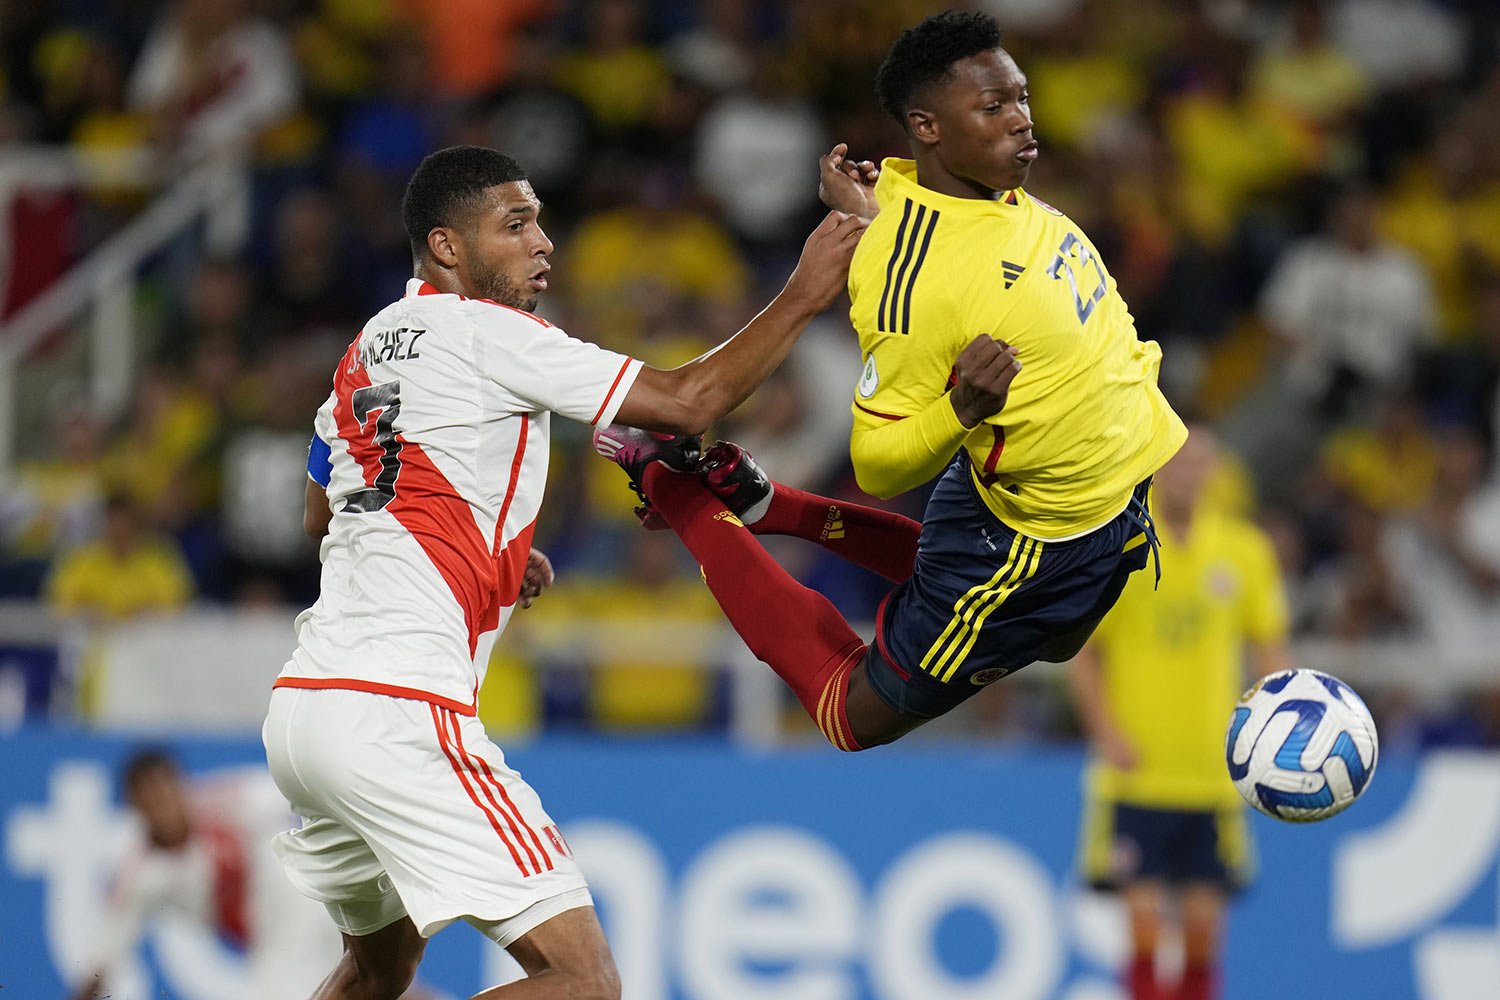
[858,478,905,502]
[851,458,902,500]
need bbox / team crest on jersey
[1206,564,1240,600]
[858,354,880,398]
[971,667,1010,686]
[1029,194,1064,217]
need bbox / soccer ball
[1225,669,1379,822]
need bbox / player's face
[459,181,554,312]
[1155,432,1217,512]
[128,768,192,848]
[926,48,1036,193]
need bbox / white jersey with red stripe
[277,279,641,713]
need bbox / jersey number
[1047,233,1107,325]
[345,380,403,512]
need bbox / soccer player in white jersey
[68,751,357,1000]
[263,145,864,1000]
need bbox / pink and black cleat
[592,424,702,529]
[697,441,774,525]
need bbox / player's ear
[427,227,460,268]
[907,108,939,148]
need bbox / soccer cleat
[697,441,774,525]
[592,424,702,528]
[592,424,702,479]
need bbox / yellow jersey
[45,539,194,620]
[1087,510,1289,809]
[848,159,1186,540]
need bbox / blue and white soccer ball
[1225,669,1379,822]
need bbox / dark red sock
[642,465,865,750]
[1127,954,1159,1000]
[1177,962,1216,1000]
[748,482,920,583]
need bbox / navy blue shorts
[1081,801,1253,892]
[864,454,1154,719]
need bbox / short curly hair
[874,10,1005,129]
[402,146,529,260]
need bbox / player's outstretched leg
[698,441,921,582]
[471,906,620,999]
[595,425,911,750]
[312,917,426,999]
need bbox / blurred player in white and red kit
[65,750,359,1000]
[265,144,864,999]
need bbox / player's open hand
[518,547,554,609]
[785,210,868,313]
[818,143,880,221]
[951,334,1022,428]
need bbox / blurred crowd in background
[2,0,1499,745]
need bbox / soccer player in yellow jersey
[595,9,1185,751]
[1070,429,1292,1000]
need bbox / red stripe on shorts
[443,710,547,875]
[430,705,532,876]
[451,715,554,872]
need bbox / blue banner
[2,730,1496,999]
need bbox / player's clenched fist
[950,334,1022,428]
[785,211,868,313]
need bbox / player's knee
[820,726,869,752]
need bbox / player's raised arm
[610,210,866,435]
[819,143,881,221]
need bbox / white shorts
[262,687,591,943]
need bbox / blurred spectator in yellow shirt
[563,166,750,343]
[529,532,723,731]
[555,0,671,134]
[1025,5,1146,153]
[46,493,194,621]
[3,408,106,559]
[1164,33,1319,247]
[1250,0,1369,170]
[1321,394,1440,515]
[1381,122,1500,339]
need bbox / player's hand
[784,210,868,314]
[517,548,554,609]
[1097,725,1138,771]
[950,334,1022,428]
[818,143,880,221]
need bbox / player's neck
[913,156,1007,202]
[414,264,467,297]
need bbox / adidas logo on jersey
[713,510,745,527]
[821,506,845,541]
[1002,261,1026,289]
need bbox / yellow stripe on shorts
[1216,805,1255,886]
[937,540,1044,682]
[918,533,1026,678]
[1079,789,1117,885]
[921,534,1044,683]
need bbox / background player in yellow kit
[1070,429,1292,1000]
[596,9,1186,752]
